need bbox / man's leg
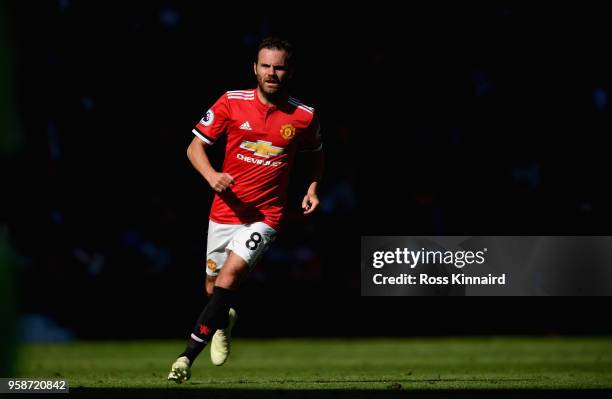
[169,222,276,382]
[205,275,216,297]
[209,252,247,366]
[205,271,238,366]
[184,252,248,358]
[214,251,250,289]
[208,221,275,366]
[168,252,248,382]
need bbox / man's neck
[256,87,288,107]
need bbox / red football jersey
[192,89,322,231]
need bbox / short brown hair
[256,37,295,66]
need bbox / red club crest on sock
[199,324,211,336]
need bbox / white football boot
[167,356,191,383]
[210,308,237,366]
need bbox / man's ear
[253,62,257,76]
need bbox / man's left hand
[302,192,320,215]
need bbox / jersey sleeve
[298,112,323,152]
[192,93,231,145]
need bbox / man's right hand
[206,172,234,193]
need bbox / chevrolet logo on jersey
[240,140,284,158]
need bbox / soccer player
[168,37,324,383]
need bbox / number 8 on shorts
[245,232,262,250]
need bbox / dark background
[3,3,612,340]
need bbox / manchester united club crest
[280,124,296,140]
[206,259,217,273]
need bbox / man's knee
[215,252,249,290]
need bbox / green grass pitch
[15,337,612,398]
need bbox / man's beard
[258,78,286,100]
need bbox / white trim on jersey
[227,90,255,94]
[228,95,255,100]
[288,97,314,113]
[192,128,214,145]
[288,102,313,112]
[227,90,255,97]
[289,96,313,106]
[290,104,314,114]
[288,99,314,114]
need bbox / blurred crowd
[3,3,611,338]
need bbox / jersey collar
[255,88,292,113]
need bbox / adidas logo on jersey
[240,121,252,130]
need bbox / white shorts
[205,220,277,276]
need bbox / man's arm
[187,137,234,193]
[302,150,324,215]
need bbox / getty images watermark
[361,236,508,296]
[371,246,505,286]
[362,236,612,296]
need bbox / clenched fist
[206,172,234,193]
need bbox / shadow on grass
[69,388,612,399]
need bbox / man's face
[254,48,292,97]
